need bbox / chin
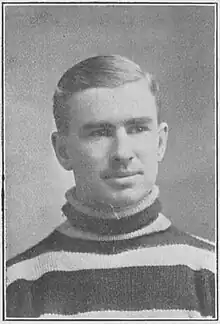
[102,187,150,208]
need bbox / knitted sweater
[6,186,216,319]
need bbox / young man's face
[53,79,168,208]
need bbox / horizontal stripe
[7,266,215,317]
[7,244,215,286]
[7,222,214,268]
[57,213,171,241]
[39,309,214,319]
[187,233,215,246]
[62,198,161,236]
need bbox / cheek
[135,134,158,157]
[88,140,111,159]
[71,139,110,170]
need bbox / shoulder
[141,219,215,274]
[7,229,58,268]
[184,232,215,250]
[6,226,75,317]
[166,225,215,252]
[6,228,64,288]
[160,225,216,273]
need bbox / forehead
[67,79,157,128]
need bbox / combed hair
[53,55,161,134]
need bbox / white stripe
[186,232,215,246]
[7,244,215,287]
[39,309,212,319]
[57,213,171,241]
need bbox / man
[6,55,215,319]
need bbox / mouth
[104,171,143,180]
[103,172,142,189]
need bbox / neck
[62,185,162,236]
[65,185,159,219]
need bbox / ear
[156,122,168,162]
[51,132,73,171]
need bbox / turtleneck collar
[64,185,159,219]
[59,185,171,240]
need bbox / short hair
[53,55,161,135]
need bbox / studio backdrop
[5,5,215,259]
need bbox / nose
[110,128,134,166]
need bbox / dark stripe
[7,280,35,317]
[7,265,215,318]
[62,198,161,236]
[7,231,60,267]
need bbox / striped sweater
[6,187,216,319]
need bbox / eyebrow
[80,117,154,132]
[125,117,153,126]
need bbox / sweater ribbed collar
[64,185,159,219]
[58,185,171,241]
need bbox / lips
[104,171,142,179]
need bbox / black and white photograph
[4,2,217,320]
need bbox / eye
[127,125,150,134]
[89,128,113,137]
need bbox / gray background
[5,5,215,259]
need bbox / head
[52,55,168,208]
